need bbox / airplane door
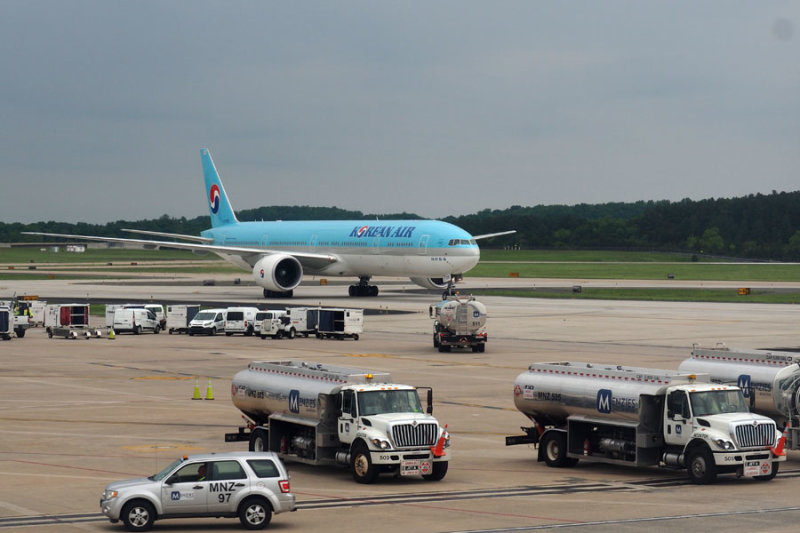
[260,234,269,247]
[418,234,430,255]
[310,234,318,252]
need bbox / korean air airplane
[25,149,514,297]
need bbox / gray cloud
[1,1,798,224]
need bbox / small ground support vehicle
[44,303,93,339]
[113,308,161,335]
[166,304,200,334]
[430,295,487,352]
[100,451,295,531]
[188,308,226,336]
[225,307,260,336]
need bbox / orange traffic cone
[431,424,448,458]
[771,422,789,457]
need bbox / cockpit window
[448,239,477,246]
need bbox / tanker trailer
[505,361,785,484]
[680,345,800,451]
[225,360,450,483]
[429,295,487,352]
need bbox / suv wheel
[238,497,272,530]
[121,500,155,531]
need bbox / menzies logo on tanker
[289,389,300,413]
[349,225,416,238]
[738,374,752,398]
[597,389,613,414]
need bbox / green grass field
[2,247,799,303]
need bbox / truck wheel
[353,333,359,341]
[438,345,451,353]
[121,500,155,531]
[134,325,142,335]
[153,325,160,334]
[14,328,25,338]
[687,446,717,484]
[433,334,440,348]
[209,327,216,336]
[351,442,378,484]
[478,344,485,353]
[2,334,10,341]
[542,431,576,468]
[288,328,296,339]
[249,428,268,452]
[238,496,272,530]
[423,461,448,481]
[754,462,779,481]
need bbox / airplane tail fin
[201,148,239,227]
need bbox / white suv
[100,452,295,531]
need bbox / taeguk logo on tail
[209,184,221,214]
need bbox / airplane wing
[472,230,517,240]
[20,231,338,270]
[122,228,214,243]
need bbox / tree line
[4,191,800,260]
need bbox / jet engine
[410,276,451,290]
[252,254,303,292]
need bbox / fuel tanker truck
[505,361,786,484]
[680,345,800,451]
[225,360,450,484]
[430,295,487,352]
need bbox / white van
[224,307,260,336]
[124,303,166,330]
[188,308,226,336]
[113,308,161,334]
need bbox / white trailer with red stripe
[505,361,785,483]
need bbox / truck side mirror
[427,389,433,415]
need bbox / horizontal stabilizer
[472,230,516,240]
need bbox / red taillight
[279,479,290,493]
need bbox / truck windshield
[149,458,184,481]
[690,390,749,416]
[193,312,216,321]
[358,390,423,416]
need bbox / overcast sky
[1,1,798,224]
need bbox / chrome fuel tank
[679,347,800,421]
[231,360,392,424]
[513,361,704,425]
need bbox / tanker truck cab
[506,362,785,484]
[226,361,450,484]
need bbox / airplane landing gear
[349,277,379,297]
